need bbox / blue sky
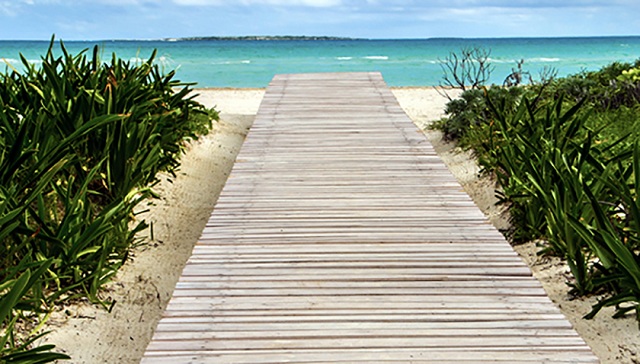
[1,0,639,40]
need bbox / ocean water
[1,37,639,88]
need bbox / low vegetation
[434,50,640,324]
[0,39,217,362]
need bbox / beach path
[141,72,598,363]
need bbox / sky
[0,0,639,40]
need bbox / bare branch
[438,46,494,93]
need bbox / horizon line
[1,34,639,42]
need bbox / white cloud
[2,0,640,39]
[0,1,20,16]
[173,0,342,6]
[93,0,161,5]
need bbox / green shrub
[434,57,640,322]
[0,38,216,361]
[571,144,640,323]
[548,60,640,110]
[432,86,527,145]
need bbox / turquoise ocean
[1,37,639,88]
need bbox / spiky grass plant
[0,37,215,362]
[435,74,640,322]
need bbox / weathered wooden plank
[178,267,535,278]
[153,315,573,327]
[162,294,559,307]
[150,328,580,340]
[188,243,519,253]
[159,306,565,316]
[141,72,598,363]
[142,350,599,364]
[145,336,591,351]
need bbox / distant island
[164,35,361,41]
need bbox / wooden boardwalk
[142,73,598,363]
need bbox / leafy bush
[1,262,71,363]
[483,94,624,293]
[0,38,216,361]
[572,145,640,322]
[549,60,640,110]
[618,67,640,82]
[431,86,527,144]
[433,57,640,323]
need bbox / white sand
[40,87,638,363]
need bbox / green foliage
[1,263,71,363]
[618,67,640,83]
[548,60,640,110]
[431,86,527,144]
[434,57,640,323]
[567,143,640,322]
[0,38,216,361]
[483,94,620,294]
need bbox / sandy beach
[41,87,639,363]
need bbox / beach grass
[434,59,640,323]
[0,38,216,361]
